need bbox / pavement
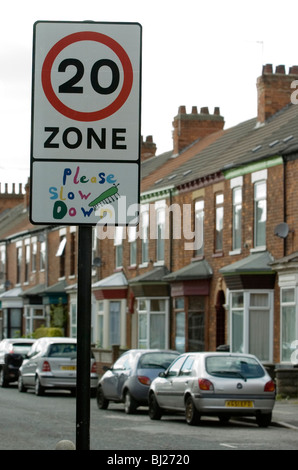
[271,399,298,429]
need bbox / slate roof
[142,103,298,194]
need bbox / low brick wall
[276,369,298,398]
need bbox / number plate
[225,400,253,408]
[61,365,76,371]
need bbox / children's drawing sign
[30,21,141,225]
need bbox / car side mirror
[158,371,166,378]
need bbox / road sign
[30,21,142,225]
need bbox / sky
[1,0,298,191]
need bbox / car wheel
[0,368,8,388]
[96,386,109,410]
[185,396,200,425]
[256,412,272,428]
[124,390,137,414]
[35,376,45,396]
[18,375,27,393]
[148,393,162,420]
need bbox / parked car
[18,337,98,396]
[148,352,276,428]
[0,338,36,387]
[97,349,180,414]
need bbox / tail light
[42,361,51,372]
[264,380,275,392]
[91,362,97,374]
[138,375,151,386]
[198,378,214,391]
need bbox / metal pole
[76,225,92,450]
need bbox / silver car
[18,337,98,396]
[97,349,179,414]
[149,352,276,427]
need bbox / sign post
[30,21,142,450]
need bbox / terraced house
[1,64,298,370]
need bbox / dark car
[0,338,36,387]
[96,349,179,414]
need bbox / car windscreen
[47,343,77,358]
[138,352,178,370]
[205,355,265,379]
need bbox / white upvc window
[229,290,273,362]
[137,298,169,349]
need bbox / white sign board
[30,21,141,225]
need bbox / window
[70,302,77,338]
[110,301,121,345]
[16,246,22,284]
[141,205,149,264]
[114,226,123,268]
[0,244,6,282]
[25,243,30,283]
[97,301,104,348]
[31,240,37,272]
[188,296,205,351]
[156,200,166,262]
[40,241,46,271]
[232,187,242,251]
[174,298,185,353]
[254,180,267,248]
[215,193,224,251]
[194,199,204,256]
[56,236,66,278]
[280,288,296,362]
[137,298,169,349]
[128,226,137,266]
[230,291,273,362]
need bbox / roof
[219,251,275,275]
[163,259,213,281]
[129,266,169,284]
[92,271,128,289]
[142,103,298,194]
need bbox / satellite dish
[274,222,289,238]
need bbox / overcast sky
[1,0,298,190]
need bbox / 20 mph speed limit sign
[30,21,142,226]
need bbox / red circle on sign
[41,31,133,122]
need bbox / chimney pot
[275,65,285,74]
[214,107,220,115]
[178,105,186,114]
[200,107,209,114]
[263,64,273,74]
[191,106,198,114]
[289,65,298,74]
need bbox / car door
[154,355,187,408]
[21,341,43,386]
[169,355,195,410]
[102,353,132,400]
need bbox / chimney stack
[257,64,298,123]
[141,135,157,161]
[172,106,224,155]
